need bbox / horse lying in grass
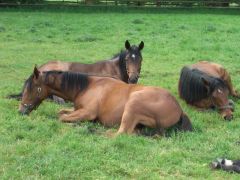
[179,61,239,120]
[19,67,193,136]
[9,40,144,102]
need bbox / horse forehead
[129,46,139,52]
[129,50,141,59]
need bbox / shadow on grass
[69,121,201,138]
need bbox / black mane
[24,74,34,92]
[118,50,128,82]
[179,66,227,103]
[44,71,89,92]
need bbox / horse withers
[178,61,239,120]
[8,40,144,101]
[19,67,192,136]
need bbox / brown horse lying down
[179,61,239,120]
[9,40,144,102]
[19,67,193,135]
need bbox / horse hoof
[53,96,65,104]
[224,115,233,121]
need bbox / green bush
[0,0,239,6]
[0,0,44,4]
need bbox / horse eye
[37,87,41,93]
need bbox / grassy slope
[0,8,240,179]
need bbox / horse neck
[95,57,128,82]
[43,73,76,101]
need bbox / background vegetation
[0,0,239,7]
[0,8,240,179]
[0,0,44,3]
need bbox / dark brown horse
[19,67,192,136]
[9,40,144,101]
[178,61,239,120]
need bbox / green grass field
[1,7,240,179]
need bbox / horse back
[39,60,71,72]
[191,61,224,78]
[69,60,120,78]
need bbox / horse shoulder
[74,85,100,113]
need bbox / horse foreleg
[59,108,95,123]
[58,108,74,116]
[116,111,137,136]
[222,69,240,98]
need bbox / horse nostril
[128,76,138,84]
[129,79,137,84]
[19,108,29,116]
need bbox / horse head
[202,77,234,120]
[19,66,48,115]
[124,40,144,84]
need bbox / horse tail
[7,92,22,100]
[178,112,193,132]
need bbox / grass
[1,7,240,179]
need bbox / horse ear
[33,65,40,79]
[138,41,144,51]
[125,40,131,50]
[201,77,210,88]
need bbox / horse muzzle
[18,103,34,115]
[128,74,139,84]
[19,108,30,115]
[221,108,233,121]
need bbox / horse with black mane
[178,61,239,120]
[19,67,193,136]
[9,40,144,102]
